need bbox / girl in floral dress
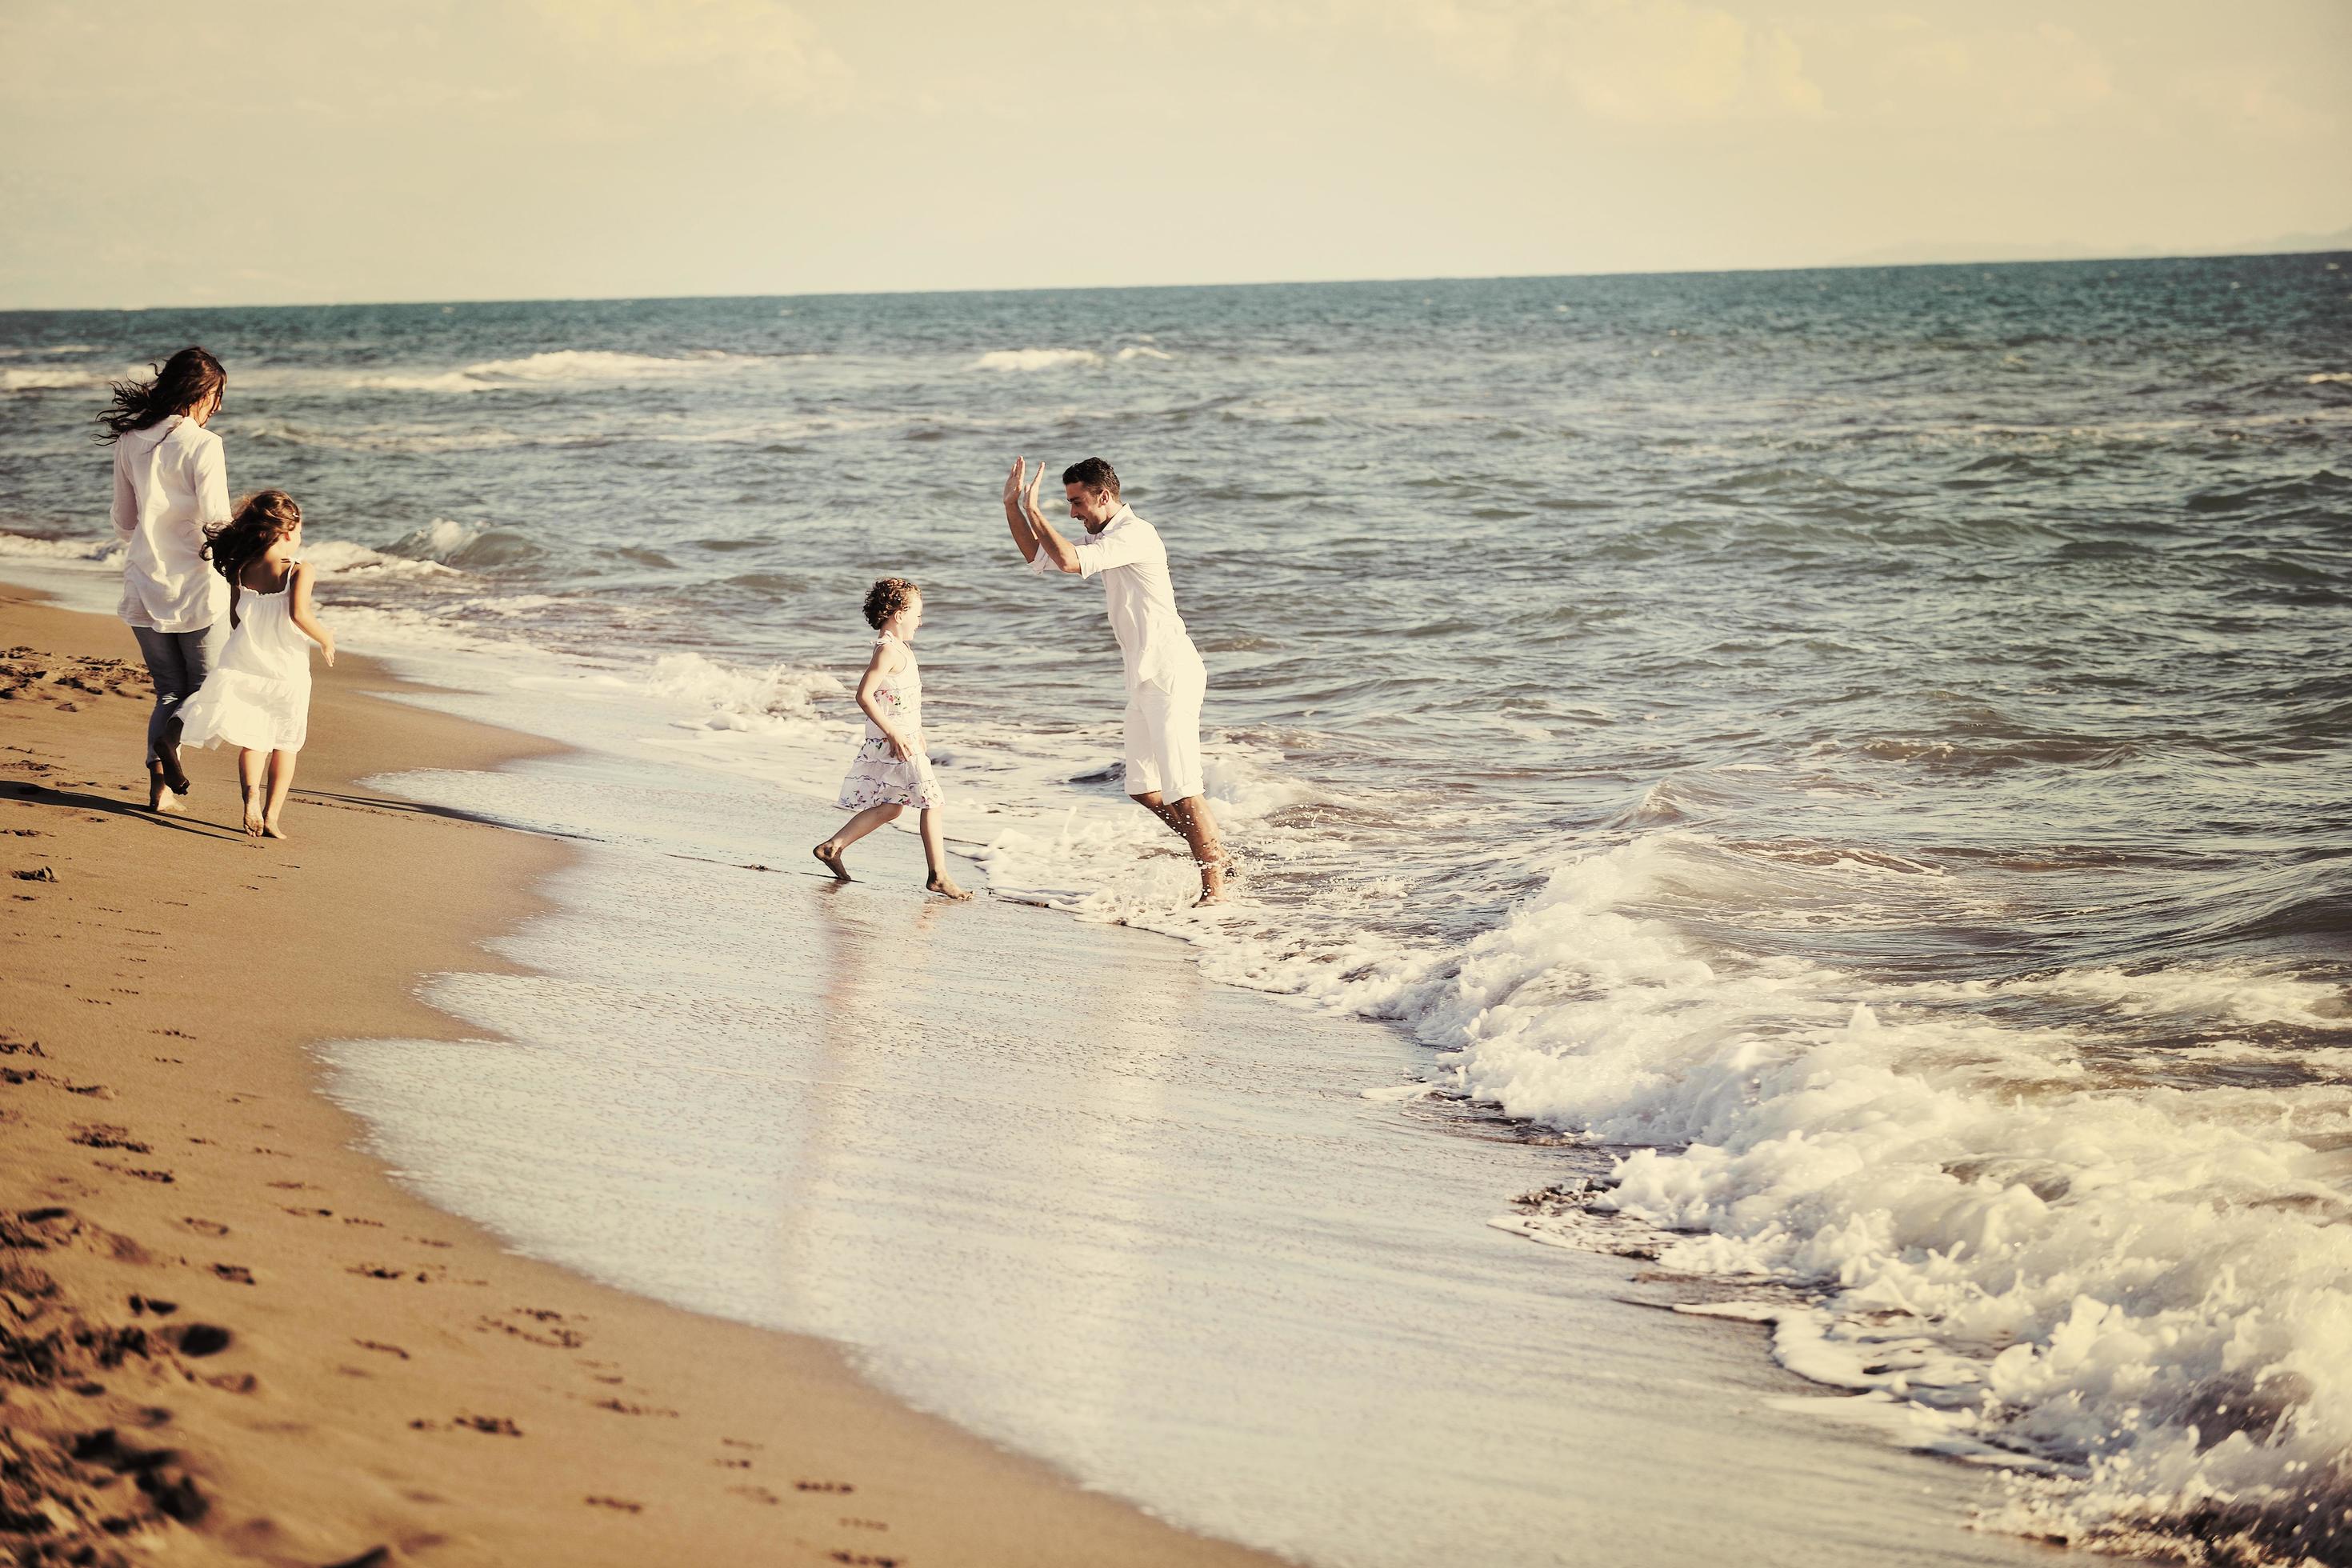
[811,578,970,899]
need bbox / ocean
[3,254,2348,1563]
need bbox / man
[1002,454,1229,905]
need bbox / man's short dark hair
[1062,457,1120,499]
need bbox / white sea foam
[358,349,765,393]
[2305,372,2352,385]
[302,539,462,581]
[1362,834,2352,1558]
[0,532,120,565]
[1118,345,1177,361]
[1922,963,2352,1033]
[2,366,122,391]
[972,347,1102,372]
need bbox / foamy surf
[1384,836,2352,1562]
[357,348,769,392]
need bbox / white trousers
[1122,662,1207,802]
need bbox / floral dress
[836,631,942,810]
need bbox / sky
[2,0,2347,308]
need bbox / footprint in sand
[71,1126,150,1154]
[180,1217,228,1237]
[168,1323,232,1357]
[586,1495,644,1513]
[412,1414,522,1436]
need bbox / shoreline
[0,586,1274,1567]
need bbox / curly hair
[862,576,919,630]
[1062,456,1119,499]
[203,490,303,586]
[97,347,225,442]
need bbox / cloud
[1839,14,2115,130]
[526,0,851,110]
[1359,0,1830,124]
[0,0,851,122]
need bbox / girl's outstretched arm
[287,563,336,666]
[854,639,911,759]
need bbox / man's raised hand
[1004,456,1026,509]
[1025,459,1047,514]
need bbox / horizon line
[6,239,2346,318]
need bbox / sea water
[2,255,2348,1562]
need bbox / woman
[99,347,230,812]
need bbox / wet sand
[0,588,1273,1567]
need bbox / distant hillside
[1836,224,2352,268]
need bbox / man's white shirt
[1030,505,1204,693]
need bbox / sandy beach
[0,587,1274,1568]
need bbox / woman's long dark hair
[96,347,226,442]
[202,490,302,586]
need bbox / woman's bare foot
[812,842,850,881]
[242,790,265,838]
[147,766,186,814]
[261,819,289,840]
[926,874,974,902]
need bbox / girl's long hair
[96,347,226,442]
[202,490,302,586]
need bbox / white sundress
[177,562,316,753]
[836,631,942,810]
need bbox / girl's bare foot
[926,874,973,902]
[242,790,265,838]
[812,842,850,881]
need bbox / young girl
[175,490,336,839]
[811,578,971,900]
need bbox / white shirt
[112,414,231,633]
[1031,505,1203,692]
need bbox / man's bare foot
[1194,856,1231,907]
[812,842,850,881]
[242,791,265,838]
[926,874,973,902]
[157,746,191,795]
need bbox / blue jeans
[130,622,226,765]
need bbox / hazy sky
[2,0,2346,308]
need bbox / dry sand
[0,589,1273,1568]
